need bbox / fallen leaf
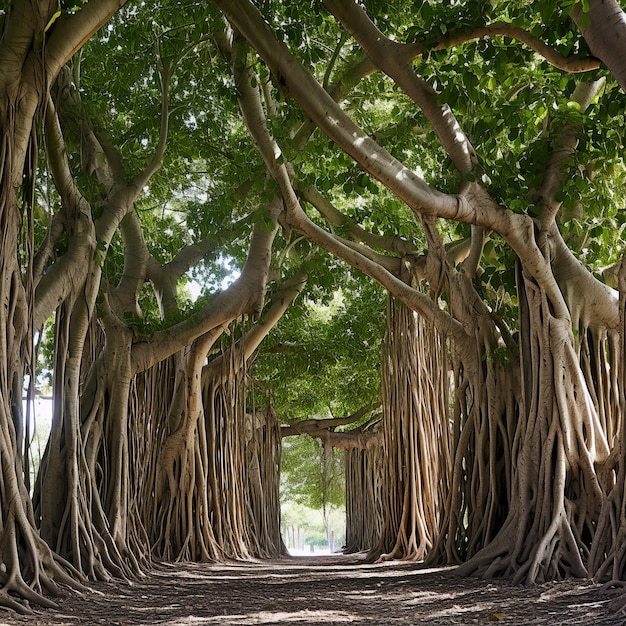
[486,614,505,621]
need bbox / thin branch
[202,271,308,385]
[130,198,281,373]
[44,94,87,217]
[134,61,171,189]
[300,186,417,257]
[433,21,600,73]
[536,79,604,226]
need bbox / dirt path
[2,554,625,625]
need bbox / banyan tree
[3,0,626,614]
[219,0,626,584]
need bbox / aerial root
[0,591,34,615]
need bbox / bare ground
[2,554,626,625]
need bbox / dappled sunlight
[5,556,615,625]
[166,609,358,624]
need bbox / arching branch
[324,0,477,175]
[45,0,129,80]
[131,199,281,373]
[281,404,382,451]
[434,21,600,73]
[300,186,416,258]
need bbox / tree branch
[228,12,468,341]
[536,79,604,226]
[202,271,308,385]
[134,61,171,189]
[54,67,120,187]
[214,0,502,228]
[571,0,626,90]
[434,21,600,73]
[110,211,150,318]
[130,198,281,373]
[43,93,87,219]
[300,186,417,258]
[281,403,377,436]
[281,404,382,450]
[35,94,97,329]
[45,0,128,80]
[324,0,477,175]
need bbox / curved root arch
[372,297,451,562]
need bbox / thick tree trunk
[458,263,609,583]
[371,298,451,562]
[244,405,287,558]
[202,343,258,559]
[0,1,124,609]
[142,334,225,561]
[430,343,517,565]
[135,272,304,561]
[79,312,148,576]
[35,300,130,581]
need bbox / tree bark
[0,0,124,610]
[572,0,626,92]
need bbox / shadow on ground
[2,554,625,625]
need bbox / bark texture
[371,297,451,562]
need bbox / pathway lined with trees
[2,0,626,618]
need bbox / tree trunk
[244,404,287,557]
[458,262,609,583]
[141,334,225,561]
[344,444,384,554]
[35,300,130,582]
[0,1,125,608]
[371,297,451,562]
